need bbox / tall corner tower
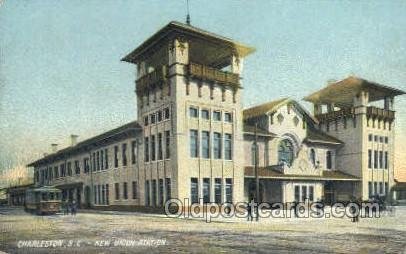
[122,21,254,206]
[304,76,405,200]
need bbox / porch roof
[54,182,83,189]
[392,181,406,191]
[244,166,360,181]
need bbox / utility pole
[254,123,259,221]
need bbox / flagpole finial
[186,0,191,25]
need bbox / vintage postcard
[1,1,406,253]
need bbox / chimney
[51,144,58,153]
[70,134,79,146]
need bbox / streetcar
[25,186,62,215]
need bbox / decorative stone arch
[281,133,300,155]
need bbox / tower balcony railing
[366,106,395,121]
[315,106,395,122]
[315,107,355,122]
[135,66,167,96]
[188,62,240,89]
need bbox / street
[0,206,405,253]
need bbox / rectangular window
[165,178,171,201]
[132,181,137,199]
[374,182,378,195]
[201,109,209,120]
[213,111,221,121]
[131,141,137,164]
[301,186,307,202]
[151,113,156,124]
[225,178,233,203]
[224,112,232,123]
[191,178,199,204]
[145,180,150,206]
[201,131,210,159]
[94,186,97,204]
[100,150,104,170]
[190,130,199,158]
[115,183,120,200]
[385,182,388,195]
[203,178,210,203]
[385,137,388,144]
[144,137,149,162]
[374,135,378,142]
[54,166,59,178]
[309,186,314,202]
[379,182,383,194]
[368,150,372,169]
[157,110,162,122]
[215,178,222,204]
[48,168,53,180]
[74,160,80,174]
[114,146,119,168]
[83,159,89,173]
[144,116,148,126]
[379,136,384,143]
[213,132,222,159]
[368,181,373,198]
[158,133,163,160]
[164,107,170,120]
[67,162,72,176]
[368,134,372,141]
[374,150,378,168]
[104,149,108,169]
[122,143,127,166]
[151,135,156,161]
[189,107,198,118]
[123,182,128,199]
[96,151,100,171]
[165,131,170,159]
[106,184,109,204]
[379,151,383,169]
[385,152,388,169]
[159,179,164,206]
[102,185,105,204]
[60,164,66,177]
[326,151,332,169]
[224,133,232,160]
[97,185,101,204]
[152,180,157,206]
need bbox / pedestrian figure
[62,200,67,215]
[71,200,77,216]
[349,196,358,223]
[247,199,253,222]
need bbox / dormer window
[310,149,316,167]
[326,151,333,169]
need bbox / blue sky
[1,0,406,176]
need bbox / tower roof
[121,21,255,67]
[304,76,405,107]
